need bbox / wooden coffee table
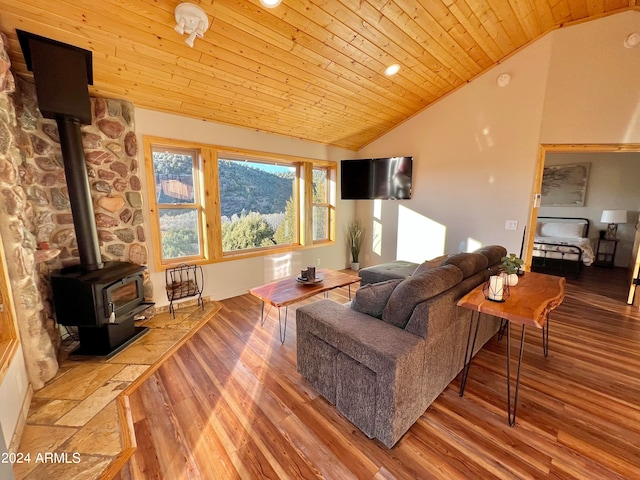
[248,268,361,343]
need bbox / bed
[531,217,595,276]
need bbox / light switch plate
[505,220,518,230]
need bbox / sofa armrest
[296,299,426,447]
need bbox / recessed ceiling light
[624,32,640,48]
[385,64,400,76]
[259,0,282,7]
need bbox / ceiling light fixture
[496,73,512,87]
[259,0,282,7]
[385,64,400,76]
[174,3,209,48]
[624,32,640,48]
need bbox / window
[144,137,336,268]
[312,167,332,242]
[150,146,204,263]
[218,156,298,254]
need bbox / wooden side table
[457,272,565,426]
[594,237,619,267]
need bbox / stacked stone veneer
[0,34,152,389]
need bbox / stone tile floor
[13,301,220,480]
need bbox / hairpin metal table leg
[543,316,550,357]
[459,310,481,397]
[506,321,526,427]
[260,302,273,327]
[498,318,507,341]
[278,306,288,344]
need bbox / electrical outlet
[316,258,321,266]
[505,220,518,230]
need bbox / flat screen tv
[341,156,413,200]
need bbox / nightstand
[594,238,619,267]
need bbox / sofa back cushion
[474,245,507,267]
[412,254,449,276]
[350,279,402,319]
[382,264,463,328]
[442,252,488,278]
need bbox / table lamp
[601,210,627,239]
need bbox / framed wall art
[541,163,590,207]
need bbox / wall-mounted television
[341,156,413,200]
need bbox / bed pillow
[539,222,583,238]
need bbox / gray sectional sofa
[296,245,506,448]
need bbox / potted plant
[346,219,365,270]
[500,253,524,286]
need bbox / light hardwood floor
[115,267,640,479]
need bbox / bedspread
[533,236,594,266]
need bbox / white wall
[540,152,640,267]
[0,345,29,447]
[540,12,640,144]
[356,11,640,267]
[134,109,356,303]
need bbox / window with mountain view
[150,147,202,261]
[313,167,330,242]
[218,158,297,253]
[145,137,336,267]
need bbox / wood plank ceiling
[0,1,635,150]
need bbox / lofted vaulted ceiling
[0,1,636,150]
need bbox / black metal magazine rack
[165,263,204,318]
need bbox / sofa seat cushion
[358,261,418,285]
[382,264,463,328]
[297,300,424,374]
[351,279,402,319]
[442,252,488,278]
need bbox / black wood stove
[18,31,153,356]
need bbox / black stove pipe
[17,30,103,271]
[57,117,103,271]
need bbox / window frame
[311,166,335,244]
[144,136,336,270]
[217,151,301,256]
[150,145,205,263]
[0,232,20,384]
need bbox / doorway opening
[525,143,640,305]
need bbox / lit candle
[489,275,504,301]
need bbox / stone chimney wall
[0,34,152,389]
[0,34,58,390]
